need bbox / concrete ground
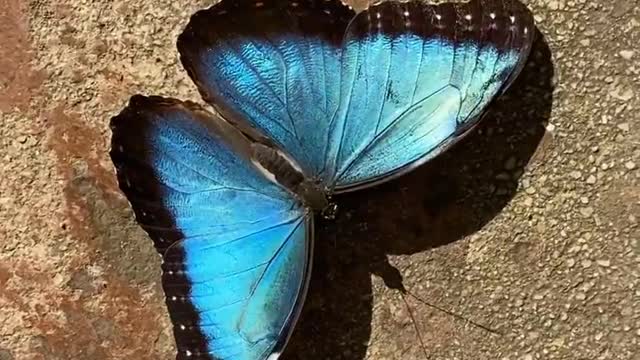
[0,0,638,359]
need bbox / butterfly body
[110,1,534,359]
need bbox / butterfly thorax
[297,179,332,214]
[251,143,329,211]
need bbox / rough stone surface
[0,0,638,359]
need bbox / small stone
[582,259,592,268]
[521,354,533,360]
[567,258,576,268]
[580,207,594,217]
[596,259,611,267]
[580,196,589,204]
[576,292,587,301]
[625,161,636,170]
[586,175,597,184]
[570,170,582,179]
[523,197,534,207]
[526,187,536,195]
[619,50,635,60]
[617,123,630,132]
[610,87,634,101]
[595,332,604,341]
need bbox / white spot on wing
[267,353,281,360]
[278,149,303,173]
[465,14,472,21]
[251,159,278,184]
[489,12,496,19]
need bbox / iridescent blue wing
[326,0,535,189]
[110,96,312,360]
[178,0,354,179]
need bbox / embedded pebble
[619,50,635,59]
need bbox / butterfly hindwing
[178,0,354,179]
[327,0,535,189]
[110,96,312,360]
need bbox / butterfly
[109,0,534,359]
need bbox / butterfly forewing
[178,0,354,179]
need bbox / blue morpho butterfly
[109,0,534,359]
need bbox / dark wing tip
[110,95,173,132]
[176,0,355,79]
[177,0,355,54]
[110,95,207,132]
[349,0,534,52]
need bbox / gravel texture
[0,0,638,359]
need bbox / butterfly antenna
[397,288,430,359]
[404,289,502,336]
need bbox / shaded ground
[0,0,638,359]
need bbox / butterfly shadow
[285,28,554,360]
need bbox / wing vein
[337,85,450,178]
[374,37,394,135]
[235,216,306,336]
